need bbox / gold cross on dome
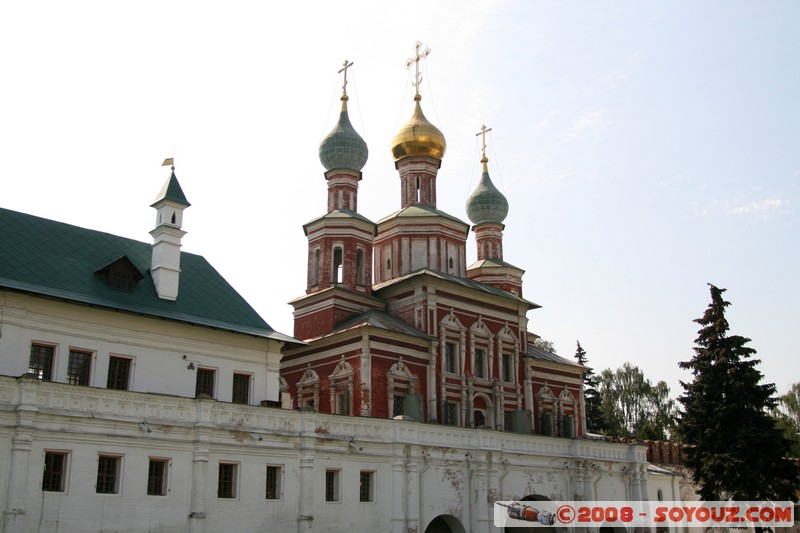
[475,125,493,160]
[405,41,431,98]
[338,60,354,99]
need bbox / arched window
[356,248,365,286]
[332,246,343,284]
[312,248,320,286]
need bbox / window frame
[359,470,375,503]
[217,462,239,499]
[231,372,251,405]
[265,464,283,500]
[42,450,69,493]
[444,341,457,374]
[107,355,133,391]
[195,367,216,398]
[324,469,341,502]
[67,349,93,386]
[29,343,55,381]
[146,457,170,497]
[96,454,123,495]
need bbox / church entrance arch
[424,514,466,533]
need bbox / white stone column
[2,377,39,533]
[474,455,491,533]
[296,435,316,533]
[406,448,420,532]
[391,444,406,533]
[188,436,210,533]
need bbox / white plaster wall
[0,376,657,533]
[0,292,282,405]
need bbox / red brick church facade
[282,64,585,439]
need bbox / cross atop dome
[338,60,353,101]
[475,125,493,163]
[405,41,431,101]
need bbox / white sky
[2,1,798,399]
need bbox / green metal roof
[0,207,298,344]
[373,268,540,309]
[151,171,190,207]
[376,204,469,227]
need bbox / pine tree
[678,284,799,502]
[574,341,603,434]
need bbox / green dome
[319,99,368,171]
[466,163,508,225]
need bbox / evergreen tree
[678,284,799,502]
[574,341,603,434]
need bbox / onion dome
[390,95,446,161]
[466,157,508,225]
[319,97,369,172]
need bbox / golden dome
[390,96,446,161]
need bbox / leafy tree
[678,284,799,502]
[597,362,677,440]
[772,383,800,458]
[574,341,603,434]
[532,337,557,354]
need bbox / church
[0,49,681,533]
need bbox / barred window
[42,451,68,492]
[561,414,574,438]
[444,342,457,373]
[147,458,169,496]
[392,395,406,417]
[474,348,485,378]
[195,368,215,398]
[218,463,238,498]
[266,465,282,500]
[107,356,132,390]
[232,373,250,404]
[504,410,515,432]
[540,412,553,436]
[501,353,513,382]
[67,350,91,386]
[96,455,121,494]
[359,471,374,502]
[443,401,458,426]
[29,344,54,380]
[325,470,340,502]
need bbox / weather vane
[338,60,353,100]
[475,125,492,162]
[405,41,431,99]
[162,157,175,171]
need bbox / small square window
[218,462,238,499]
[325,470,340,502]
[96,455,122,494]
[67,350,92,386]
[29,344,54,381]
[359,471,374,502]
[265,465,282,500]
[195,368,215,398]
[147,458,169,496]
[42,451,68,492]
[107,356,132,391]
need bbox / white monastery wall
[0,376,676,533]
